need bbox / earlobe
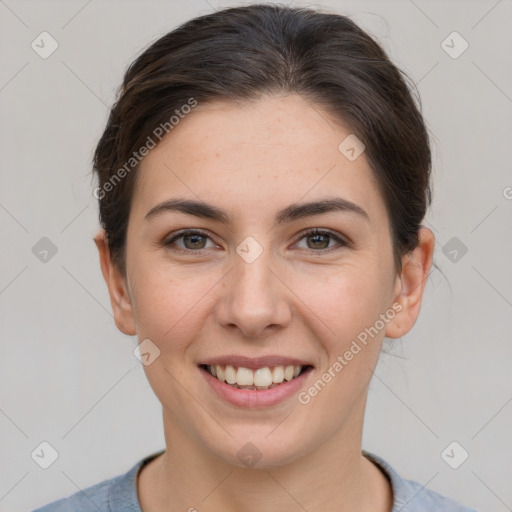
[93,229,137,336]
[385,227,435,339]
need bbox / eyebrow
[144,197,370,226]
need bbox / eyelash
[163,228,349,256]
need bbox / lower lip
[199,366,314,408]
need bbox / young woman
[33,4,478,511]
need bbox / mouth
[199,363,314,390]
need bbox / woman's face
[102,93,429,468]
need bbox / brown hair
[92,3,432,276]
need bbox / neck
[138,406,392,512]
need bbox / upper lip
[198,355,314,370]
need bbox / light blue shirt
[32,449,478,511]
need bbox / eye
[294,228,348,253]
[163,229,217,254]
[162,228,349,256]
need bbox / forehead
[132,94,386,225]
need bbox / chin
[207,432,307,470]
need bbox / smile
[200,363,311,390]
[198,358,314,408]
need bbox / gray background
[1,0,511,510]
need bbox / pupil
[186,234,204,249]
[309,234,328,249]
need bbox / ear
[385,227,435,339]
[94,229,137,336]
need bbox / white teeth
[284,365,294,381]
[236,366,254,386]
[272,366,284,383]
[225,364,237,384]
[253,367,273,387]
[216,365,225,382]
[207,364,305,387]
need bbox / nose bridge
[216,241,291,337]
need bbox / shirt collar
[109,448,410,511]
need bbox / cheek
[297,268,387,419]
[300,261,389,343]
[130,261,217,345]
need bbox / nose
[214,248,292,339]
